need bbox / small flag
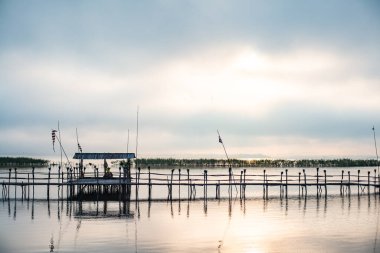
[78,143,82,153]
[219,135,223,144]
[52,130,57,152]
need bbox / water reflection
[1,194,379,253]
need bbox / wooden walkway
[1,167,380,201]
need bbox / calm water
[0,167,379,252]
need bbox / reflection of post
[187,200,190,218]
[228,196,232,217]
[203,198,207,215]
[147,199,151,218]
[48,198,51,217]
[49,236,54,252]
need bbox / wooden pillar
[263,170,266,196]
[14,168,17,200]
[348,171,351,195]
[187,169,190,200]
[298,172,301,197]
[204,170,208,199]
[48,167,51,200]
[316,167,319,195]
[243,169,246,197]
[340,170,344,195]
[374,169,377,194]
[357,170,360,194]
[178,169,181,198]
[324,170,327,197]
[32,167,35,199]
[368,171,371,195]
[27,173,30,201]
[303,169,307,196]
[239,170,243,199]
[8,168,11,200]
[285,169,288,198]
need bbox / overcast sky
[0,0,379,159]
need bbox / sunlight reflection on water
[0,193,379,253]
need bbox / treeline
[135,158,379,168]
[0,157,49,167]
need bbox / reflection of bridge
[1,166,380,201]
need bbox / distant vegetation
[135,158,379,168]
[0,157,49,167]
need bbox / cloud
[0,1,379,158]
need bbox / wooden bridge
[1,166,380,202]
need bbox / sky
[0,0,380,159]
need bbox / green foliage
[134,158,379,168]
[0,157,49,167]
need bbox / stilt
[324,170,327,197]
[303,169,307,196]
[285,169,288,198]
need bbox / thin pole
[127,129,130,154]
[58,121,62,170]
[217,130,231,168]
[135,107,139,168]
[55,135,72,169]
[373,126,379,172]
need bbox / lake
[0,166,379,253]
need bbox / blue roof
[73,153,136,160]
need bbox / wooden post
[348,171,351,195]
[324,170,327,196]
[374,169,377,194]
[243,169,246,197]
[27,173,30,201]
[187,169,190,200]
[119,167,121,185]
[169,169,174,200]
[32,167,35,199]
[138,167,141,189]
[48,167,51,200]
[239,171,243,199]
[204,170,208,199]
[229,167,232,194]
[280,171,283,194]
[8,168,11,200]
[368,171,371,195]
[298,172,301,197]
[340,170,344,195]
[357,170,360,194]
[263,170,266,193]
[285,169,288,198]
[316,167,319,195]
[178,169,181,198]
[303,169,307,196]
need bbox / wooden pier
[1,166,380,202]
